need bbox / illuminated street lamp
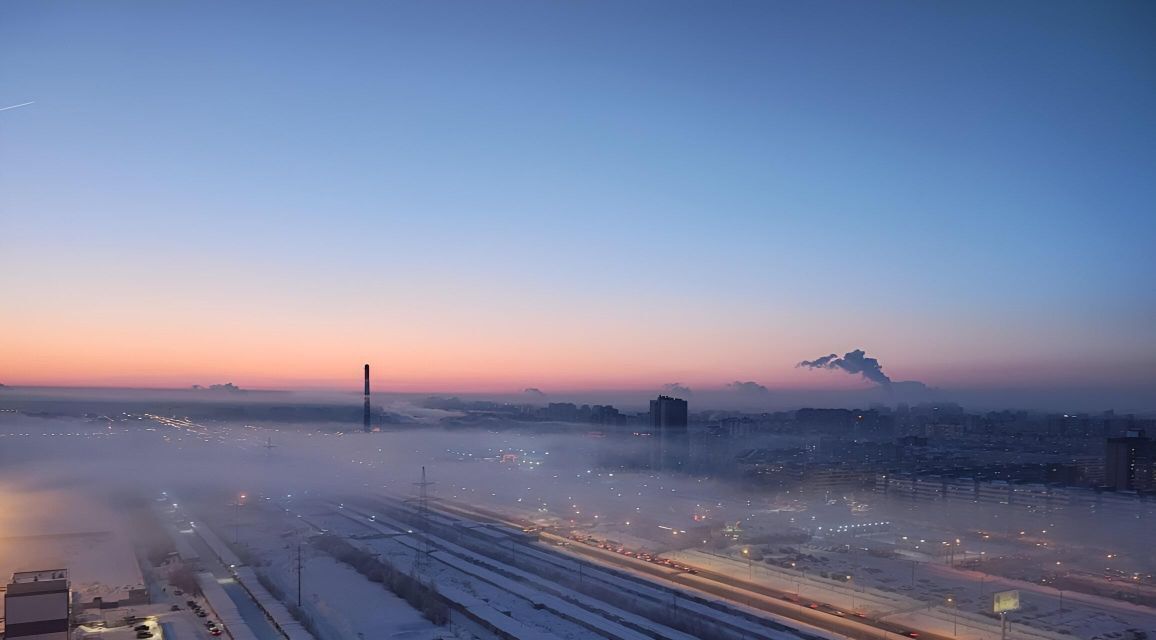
[947,595,958,636]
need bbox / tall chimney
[363,364,371,432]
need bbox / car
[820,604,846,617]
[170,605,181,611]
[173,589,183,596]
[205,621,217,628]
[196,610,208,617]
[134,625,150,631]
[210,629,223,636]
[187,600,198,607]
[136,633,153,639]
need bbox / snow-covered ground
[220,505,448,640]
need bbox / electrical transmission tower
[412,466,435,576]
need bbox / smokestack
[363,364,371,432]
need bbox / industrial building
[4,569,70,640]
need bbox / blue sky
[2,1,1154,407]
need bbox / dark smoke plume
[662,383,692,396]
[798,349,892,385]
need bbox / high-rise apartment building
[1105,430,1155,491]
[650,395,688,431]
[650,396,689,471]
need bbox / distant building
[1074,454,1105,486]
[1105,430,1155,491]
[546,402,579,422]
[720,416,755,438]
[650,396,688,431]
[650,396,689,471]
[4,569,70,640]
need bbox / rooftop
[11,569,68,584]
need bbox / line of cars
[185,600,224,636]
[568,533,699,573]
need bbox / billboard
[993,589,1020,613]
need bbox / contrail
[0,101,35,112]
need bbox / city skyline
[5,5,1156,640]
[2,2,1154,409]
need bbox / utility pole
[296,541,302,607]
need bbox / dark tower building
[650,395,689,430]
[650,395,689,471]
[1105,429,1155,491]
[363,363,371,432]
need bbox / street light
[742,548,752,580]
[947,595,957,636]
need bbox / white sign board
[993,589,1020,613]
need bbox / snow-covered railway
[337,504,699,640]
[333,504,672,640]
[320,506,595,640]
[353,498,835,640]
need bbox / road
[433,498,950,640]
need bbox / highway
[425,498,953,640]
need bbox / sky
[1,1,1154,408]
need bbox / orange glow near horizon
[0,295,857,391]
[2,319,869,393]
[4,286,1148,395]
